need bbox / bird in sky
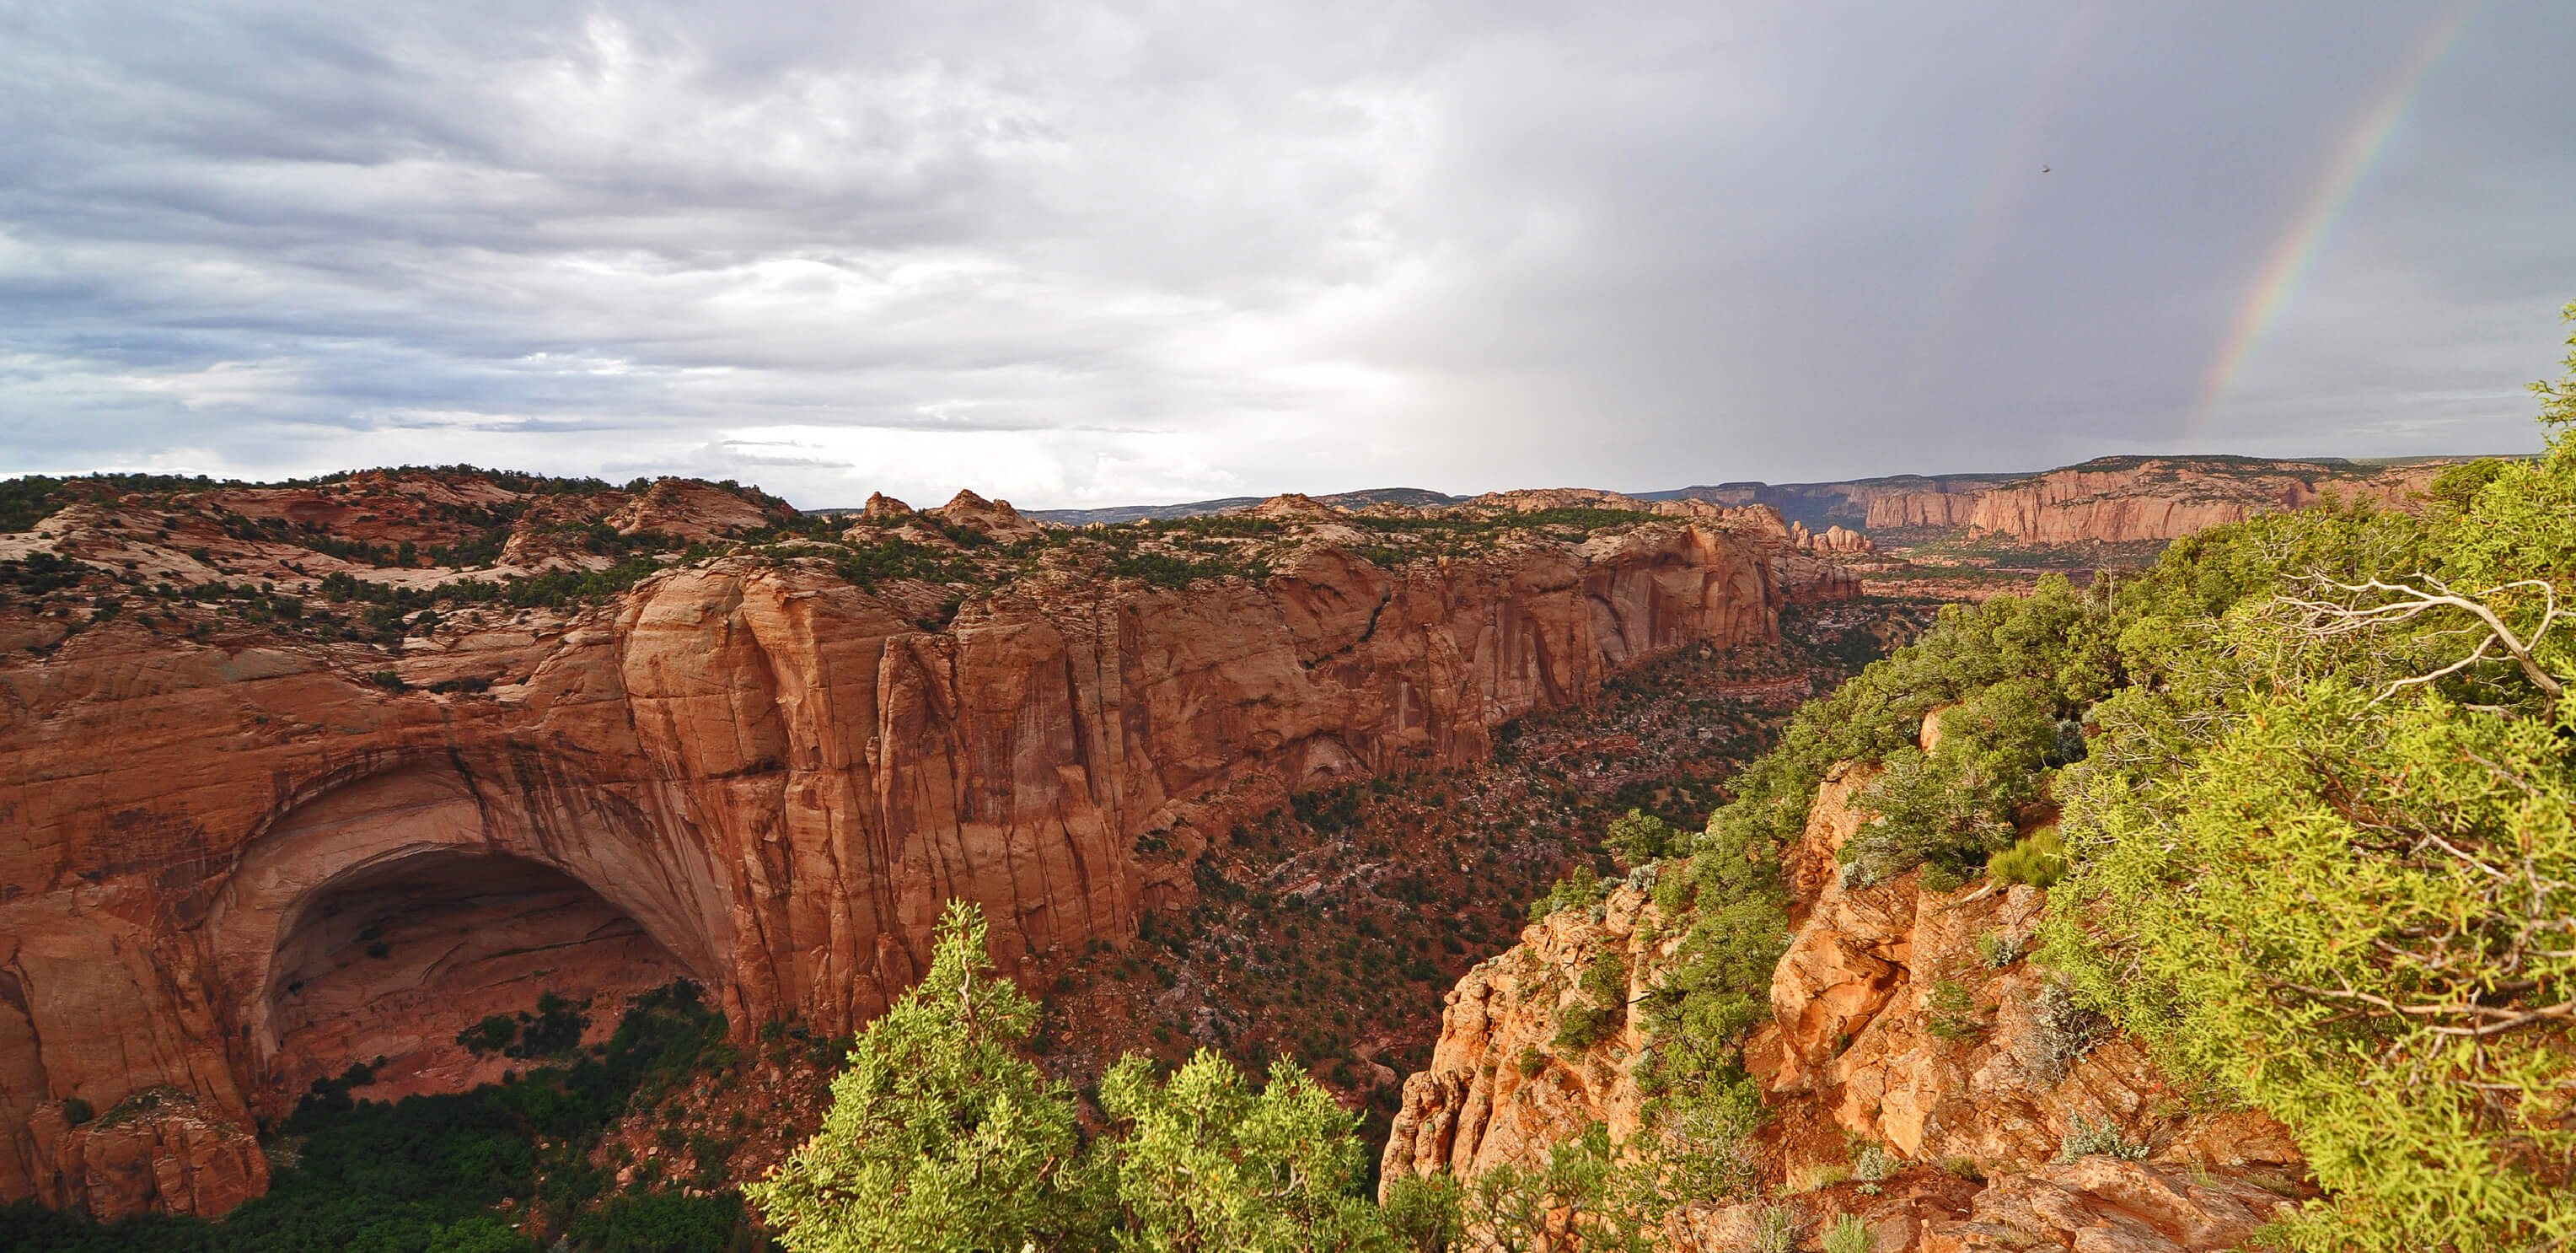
[2042,164,2052,173]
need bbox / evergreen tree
[748,901,1098,1253]
[1097,1051,1392,1253]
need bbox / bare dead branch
[2280,574,2566,710]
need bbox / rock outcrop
[0,505,1803,1217]
[930,490,1051,543]
[1788,522,1873,555]
[19,1091,270,1223]
[1863,457,2455,543]
[1383,765,2307,1252]
[1378,883,1669,1184]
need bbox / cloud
[1,0,2571,506]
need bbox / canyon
[0,454,2495,1239]
[0,471,1832,1220]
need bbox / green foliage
[2053,683,2576,1247]
[1525,865,1604,923]
[564,1192,760,1253]
[314,551,711,636]
[1849,1143,1898,1183]
[1459,1123,1661,1253]
[1,473,234,533]
[1664,575,2104,928]
[748,901,1093,1253]
[1514,1046,1548,1079]
[829,536,983,590]
[459,1017,512,1058]
[2530,299,2576,430]
[2026,979,2109,1084]
[1549,951,1629,1052]
[1821,1213,1876,1253]
[0,475,66,532]
[57,1097,93,1127]
[1602,810,1685,868]
[1377,1175,1463,1253]
[1924,981,1985,1043]
[1843,677,2068,885]
[0,550,86,594]
[1746,1206,1801,1253]
[2423,457,2510,513]
[1099,1051,1389,1253]
[2055,1114,2149,1164]
[507,993,591,1058]
[1638,1089,1763,1206]
[1104,547,1270,589]
[1974,930,2025,970]
[1984,828,2065,889]
[1631,804,1786,1132]
[2034,331,2576,1251]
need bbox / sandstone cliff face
[1382,766,2306,1252]
[0,520,1795,1218]
[1377,883,1670,1185]
[1866,492,1980,530]
[1862,458,2452,543]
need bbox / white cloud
[1,1,2571,504]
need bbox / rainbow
[2185,1,2482,438]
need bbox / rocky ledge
[1383,750,2307,1252]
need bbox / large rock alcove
[206,761,733,1114]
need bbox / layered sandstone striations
[0,475,1815,1218]
[1382,762,2305,1251]
[1863,456,2455,544]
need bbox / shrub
[57,1097,92,1127]
[1985,828,2066,889]
[1974,930,2024,970]
[1747,1206,1802,1253]
[1550,950,1629,1052]
[1603,809,1687,867]
[1924,980,1984,1042]
[1822,1213,1877,1253]
[2057,1113,2149,1163]
[1526,865,1605,922]
[1380,1174,1463,1253]
[456,1014,518,1056]
[1849,1142,1898,1183]
[748,902,1093,1252]
[1650,1094,1764,1204]
[1514,1046,1548,1078]
[2027,980,2109,1083]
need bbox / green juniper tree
[748,901,1099,1253]
[1097,1051,1392,1253]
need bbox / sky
[3,1,2572,509]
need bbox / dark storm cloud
[3,0,2570,507]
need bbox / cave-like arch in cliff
[206,760,733,1112]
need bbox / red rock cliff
[0,521,1795,1218]
[1863,457,2451,542]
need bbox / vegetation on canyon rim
[1603,304,2576,1249]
